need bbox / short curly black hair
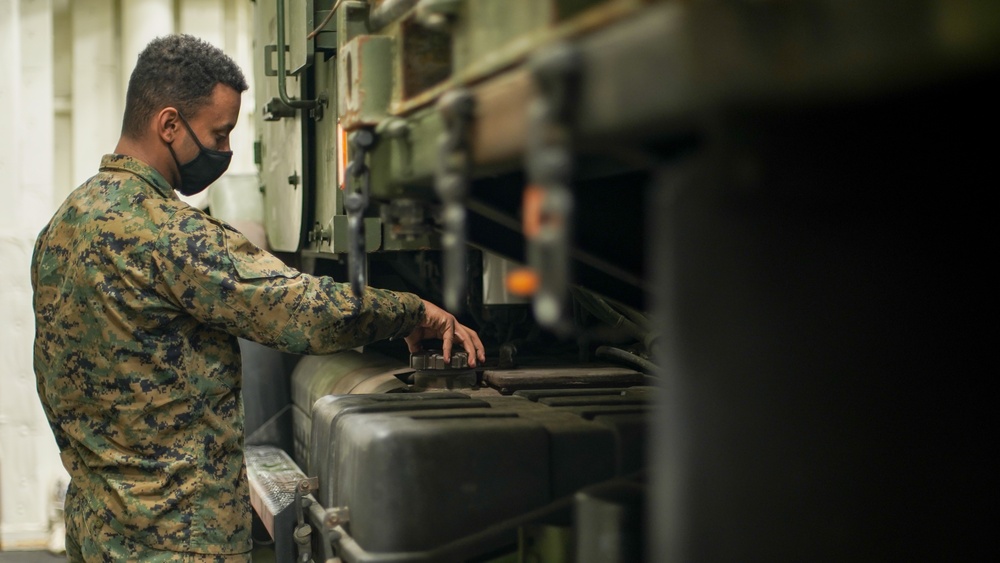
[121,34,248,138]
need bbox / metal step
[246,445,315,562]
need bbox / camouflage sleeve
[31,226,71,451]
[152,209,424,354]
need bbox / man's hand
[404,300,486,367]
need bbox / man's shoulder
[34,171,192,269]
[151,205,245,268]
[154,203,230,239]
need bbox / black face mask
[168,112,232,196]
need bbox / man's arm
[152,209,483,363]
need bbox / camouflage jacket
[31,154,424,554]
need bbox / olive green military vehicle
[241,1,998,561]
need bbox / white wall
[0,0,63,550]
[70,0,120,190]
[0,0,258,550]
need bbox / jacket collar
[99,154,178,200]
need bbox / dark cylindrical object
[649,88,987,561]
[595,345,657,375]
[575,482,646,563]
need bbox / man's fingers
[413,299,484,366]
[441,319,455,363]
[457,329,474,368]
[471,330,486,364]
[454,323,485,367]
[466,324,485,363]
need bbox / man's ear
[155,107,181,143]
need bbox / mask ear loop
[164,110,211,192]
[176,111,232,157]
[164,109,191,173]
[167,111,188,174]
[176,112,208,152]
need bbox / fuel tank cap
[409,351,475,390]
[409,350,469,370]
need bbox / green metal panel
[553,0,610,21]
[311,49,342,254]
[338,35,396,129]
[254,0,305,252]
[331,216,382,253]
[312,0,339,54]
[308,53,384,257]
[452,0,551,76]
[287,0,314,74]
[310,3,434,256]
[368,106,444,200]
[336,0,371,48]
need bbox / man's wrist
[390,292,425,340]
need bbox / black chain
[525,43,582,335]
[435,89,475,313]
[345,128,377,297]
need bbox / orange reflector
[506,268,541,297]
[337,121,348,190]
[522,184,544,239]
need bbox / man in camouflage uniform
[31,35,484,562]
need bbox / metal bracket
[345,128,378,297]
[435,89,475,313]
[323,505,351,531]
[310,92,328,121]
[264,44,291,77]
[263,96,297,121]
